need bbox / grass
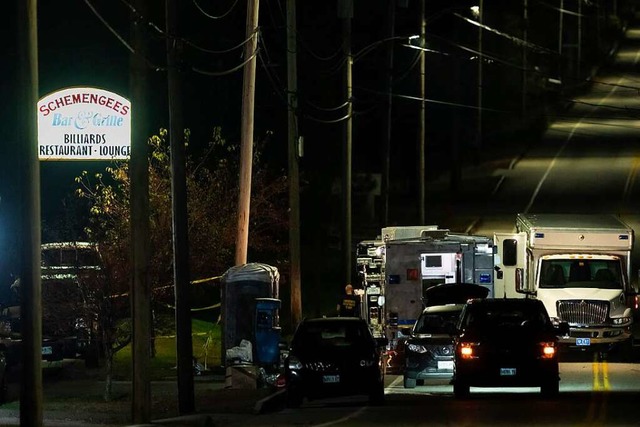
[112,317,222,381]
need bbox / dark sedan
[452,298,569,398]
[284,317,387,407]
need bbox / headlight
[287,356,303,370]
[407,343,427,353]
[612,317,632,326]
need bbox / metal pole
[235,0,260,266]
[286,0,302,328]
[17,1,42,425]
[165,0,195,414]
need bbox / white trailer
[494,214,637,356]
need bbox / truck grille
[556,300,609,325]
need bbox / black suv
[284,317,387,407]
[403,283,489,388]
[452,298,569,398]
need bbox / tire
[453,380,470,398]
[369,381,385,406]
[0,373,6,404]
[540,379,559,397]
[617,339,634,363]
[286,389,303,408]
[403,376,416,389]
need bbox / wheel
[369,381,385,406]
[617,339,634,363]
[541,379,559,397]
[453,380,470,398]
[0,372,6,404]
[286,388,303,408]
[403,376,416,389]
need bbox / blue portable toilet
[254,298,281,366]
[221,263,279,366]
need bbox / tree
[75,127,289,400]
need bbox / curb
[253,388,286,414]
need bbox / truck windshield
[539,258,623,289]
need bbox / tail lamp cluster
[457,341,557,359]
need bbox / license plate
[437,360,454,370]
[323,375,340,383]
[500,368,516,376]
[576,338,591,346]
[42,346,52,355]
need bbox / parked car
[40,242,104,363]
[284,317,387,407]
[403,283,489,388]
[452,298,569,398]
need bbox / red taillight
[458,342,478,359]
[275,374,286,388]
[540,342,556,359]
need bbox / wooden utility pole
[522,0,528,117]
[418,0,426,224]
[235,0,260,266]
[166,0,195,414]
[339,0,353,286]
[286,0,302,328]
[381,0,394,227]
[130,0,152,422]
[17,1,42,425]
[476,0,483,150]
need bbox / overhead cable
[83,0,166,71]
[192,0,240,20]
[192,48,259,76]
[453,12,556,55]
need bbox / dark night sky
[0,0,490,295]
[0,0,432,223]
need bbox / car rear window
[461,303,550,330]
[414,311,461,334]
[293,322,371,349]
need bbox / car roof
[423,283,490,307]
[299,316,367,326]
[466,298,546,310]
[421,304,465,314]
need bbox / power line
[83,0,166,71]
[191,0,240,20]
[191,48,259,76]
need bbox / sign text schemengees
[38,87,131,161]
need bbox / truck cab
[494,214,636,358]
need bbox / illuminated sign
[37,87,131,161]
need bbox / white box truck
[357,226,495,372]
[494,214,637,357]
